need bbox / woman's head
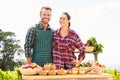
[59,12,71,27]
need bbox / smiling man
[24,6,53,67]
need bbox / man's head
[40,6,52,25]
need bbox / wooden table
[22,73,112,80]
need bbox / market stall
[20,63,112,80]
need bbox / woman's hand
[71,59,76,65]
[71,60,81,67]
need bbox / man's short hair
[40,6,52,14]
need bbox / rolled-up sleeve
[24,27,35,57]
[74,34,86,60]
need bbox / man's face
[40,9,52,24]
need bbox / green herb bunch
[86,37,104,53]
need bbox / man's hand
[26,57,32,64]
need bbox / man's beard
[42,18,50,24]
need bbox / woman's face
[59,14,70,27]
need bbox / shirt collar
[39,22,51,30]
[57,27,71,35]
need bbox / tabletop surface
[22,73,112,80]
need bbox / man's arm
[24,26,36,64]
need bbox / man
[24,6,53,66]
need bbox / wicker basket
[48,70,57,75]
[87,66,106,75]
[39,70,48,75]
[19,68,39,75]
[57,69,67,75]
[74,46,94,53]
[86,46,94,52]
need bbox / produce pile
[79,61,105,74]
[19,61,105,76]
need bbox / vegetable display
[86,37,104,53]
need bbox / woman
[52,12,86,69]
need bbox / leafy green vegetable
[86,37,104,53]
[0,68,22,80]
